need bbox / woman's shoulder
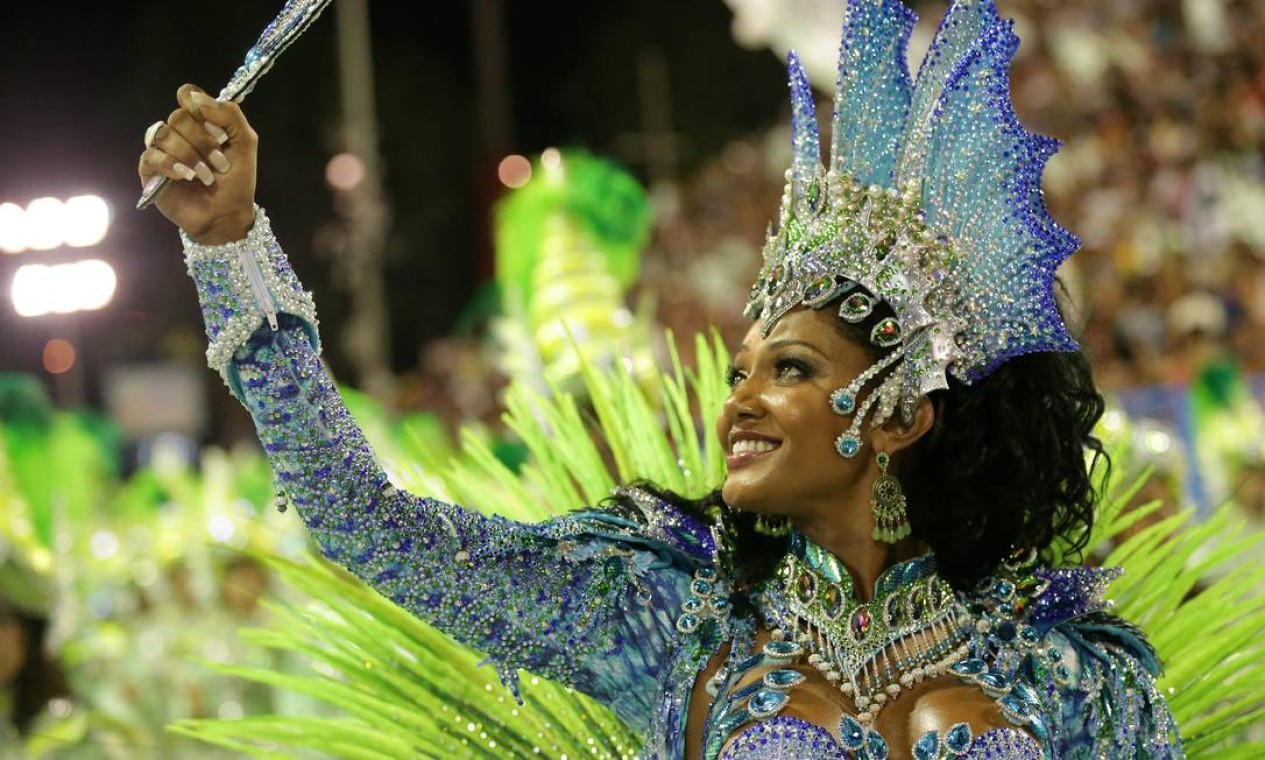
[953,558,1179,755]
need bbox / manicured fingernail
[172,162,197,182]
[208,149,231,174]
[193,161,215,186]
[203,121,229,145]
[191,92,214,109]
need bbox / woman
[136,0,1181,757]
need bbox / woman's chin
[720,479,774,517]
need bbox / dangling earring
[871,451,910,543]
[754,514,791,537]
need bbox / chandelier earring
[870,451,910,544]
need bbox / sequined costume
[180,210,1181,759]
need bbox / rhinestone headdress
[745,0,1079,445]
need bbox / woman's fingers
[176,83,257,148]
[139,84,258,243]
[138,146,198,184]
[152,113,215,186]
[165,108,232,176]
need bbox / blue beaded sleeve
[181,210,700,733]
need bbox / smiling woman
[138,0,1184,757]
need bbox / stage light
[24,197,65,251]
[0,194,112,253]
[0,203,26,253]
[498,154,532,188]
[62,195,111,247]
[12,259,117,317]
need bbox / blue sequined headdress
[744,0,1079,455]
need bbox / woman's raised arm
[137,86,705,733]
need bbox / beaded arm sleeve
[181,208,697,732]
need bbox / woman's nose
[723,379,763,419]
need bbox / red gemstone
[850,607,871,637]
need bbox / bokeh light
[326,152,366,191]
[497,154,532,188]
[42,338,77,374]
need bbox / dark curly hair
[612,289,1107,592]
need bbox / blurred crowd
[388,0,1265,515]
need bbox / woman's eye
[725,365,747,388]
[776,359,811,380]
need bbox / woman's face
[717,306,877,519]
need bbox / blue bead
[996,620,1017,641]
[835,435,861,458]
[691,579,714,596]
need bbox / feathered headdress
[745,0,1079,455]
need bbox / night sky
[0,0,786,410]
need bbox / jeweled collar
[787,531,938,599]
[762,532,972,725]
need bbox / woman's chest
[688,632,1043,760]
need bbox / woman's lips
[726,442,782,469]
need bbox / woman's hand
[137,84,258,245]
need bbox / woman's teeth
[732,439,779,454]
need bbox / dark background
[0,0,787,404]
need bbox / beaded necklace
[759,534,971,725]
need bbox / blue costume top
[181,210,1183,759]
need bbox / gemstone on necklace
[913,730,941,760]
[850,607,871,639]
[839,715,866,749]
[823,584,844,619]
[884,594,902,627]
[866,731,890,760]
[945,723,973,753]
[762,640,804,662]
[747,688,790,719]
[977,671,1012,696]
[907,586,925,619]
[763,669,807,690]
[950,658,987,677]
[796,570,816,604]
